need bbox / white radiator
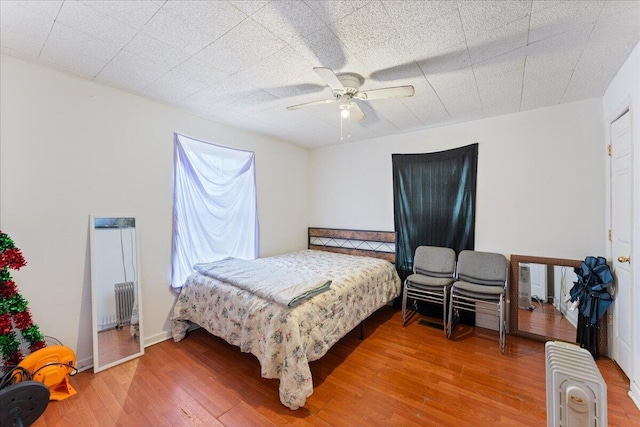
[545,341,607,427]
[114,281,135,328]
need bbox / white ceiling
[1,1,639,148]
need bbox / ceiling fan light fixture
[339,103,351,118]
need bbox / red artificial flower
[0,280,18,299]
[1,248,27,270]
[14,310,33,330]
[0,313,12,334]
[29,340,46,353]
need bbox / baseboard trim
[629,380,640,410]
[76,356,93,373]
[144,330,173,348]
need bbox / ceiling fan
[286,67,415,122]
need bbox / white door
[611,110,633,379]
[529,263,547,303]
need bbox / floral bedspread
[171,249,400,409]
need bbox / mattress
[171,249,400,409]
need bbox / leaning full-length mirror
[509,255,581,344]
[90,216,143,372]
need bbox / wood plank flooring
[517,302,577,343]
[32,306,639,426]
[97,328,141,367]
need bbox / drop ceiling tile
[56,1,137,47]
[562,68,607,103]
[575,32,639,75]
[124,33,189,71]
[251,1,326,43]
[599,0,640,18]
[362,99,422,130]
[332,1,398,52]
[194,19,286,74]
[2,0,639,149]
[400,10,466,62]
[263,78,332,102]
[524,25,590,80]
[143,57,228,99]
[521,71,572,110]
[427,65,477,91]
[288,26,352,71]
[413,44,471,78]
[355,37,416,84]
[5,0,62,20]
[228,0,270,16]
[95,50,167,92]
[143,1,246,55]
[304,0,371,24]
[529,1,604,43]
[225,90,284,115]
[358,113,396,133]
[459,1,531,38]
[179,73,259,114]
[235,46,313,91]
[590,5,640,39]
[383,0,458,31]
[477,69,523,116]
[255,106,340,138]
[399,80,450,124]
[435,82,483,118]
[39,23,120,79]
[473,48,526,83]
[81,0,164,29]
[383,112,424,131]
[459,1,531,64]
[140,84,188,105]
[0,2,54,60]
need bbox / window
[170,133,259,289]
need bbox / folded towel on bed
[194,258,331,307]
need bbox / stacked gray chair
[446,250,509,353]
[402,246,456,331]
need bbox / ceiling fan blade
[286,98,337,110]
[356,85,415,101]
[314,67,345,92]
[349,102,365,122]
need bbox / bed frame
[308,227,396,263]
[308,227,397,339]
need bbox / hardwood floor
[97,328,141,367]
[33,306,639,426]
[517,302,577,343]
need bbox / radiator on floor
[114,281,135,329]
[545,341,607,427]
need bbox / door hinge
[608,229,612,241]
[607,144,612,156]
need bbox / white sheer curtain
[171,133,259,289]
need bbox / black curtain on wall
[392,143,478,282]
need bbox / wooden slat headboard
[308,227,396,263]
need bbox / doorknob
[617,256,630,263]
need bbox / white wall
[310,98,606,260]
[0,55,309,368]
[602,41,640,407]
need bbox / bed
[171,228,400,409]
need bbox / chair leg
[499,295,505,354]
[442,290,448,333]
[446,291,454,339]
[401,281,408,326]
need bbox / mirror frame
[90,215,144,372]
[509,254,581,343]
